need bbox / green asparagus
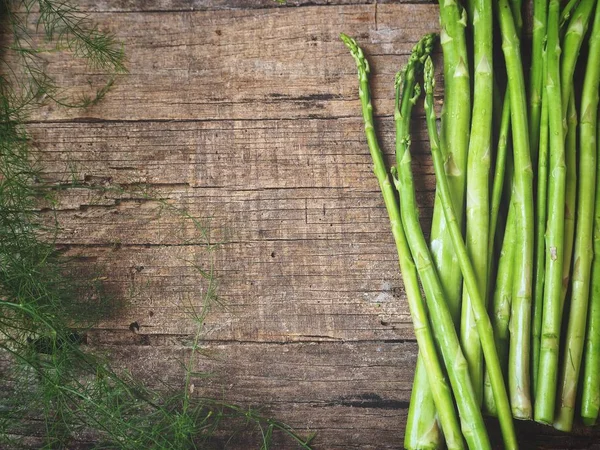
[560,0,597,309]
[532,50,549,398]
[497,0,534,420]
[528,0,547,168]
[535,0,567,425]
[393,57,493,450]
[341,33,464,450]
[460,0,493,406]
[555,0,600,431]
[422,57,518,450]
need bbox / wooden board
[19,1,600,448]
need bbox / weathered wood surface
[22,1,600,448]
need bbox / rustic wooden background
[25,0,600,448]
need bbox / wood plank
[44,186,434,245]
[4,339,600,448]
[102,340,415,449]
[23,4,442,122]
[76,0,433,13]
[58,240,413,341]
[61,340,600,449]
[29,119,435,191]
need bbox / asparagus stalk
[405,359,441,449]
[406,0,471,440]
[493,203,516,371]
[528,0,547,169]
[484,90,514,415]
[340,34,465,450]
[553,103,591,430]
[487,9,522,413]
[509,0,523,35]
[560,0,596,111]
[488,93,512,276]
[561,95,578,311]
[555,3,600,430]
[390,50,492,449]
[560,0,597,308]
[535,0,567,425]
[486,9,520,411]
[582,107,600,426]
[429,0,471,327]
[532,52,549,398]
[484,66,514,419]
[421,57,517,450]
[460,0,493,406]
[400,36,451,450]
[497,0,534,420]
[484,202,516,416]
[396,41,467,449]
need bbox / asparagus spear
[497,0,534,420]
[560,0,597,308]
[488,94,512,269]
[396,40,467,449]
[428,0,471,327]
[485,3,521,412]
[405,360,441,449]
[562,95,578,312]
[509,0,523,35]
[484,89,514,415]
[390,53,493,450]
[528,0,547,169]
[340,33,464,450]
[489,0,521,291]
[535,0,567,425]
[484,202,516,416]
[421,57,517,450]
[555,2,600,430]
[400,36,451,450]
[532,51,549,398]
[486,6,522,414]
[493,203,516,370]
[582,112,600,425]
[460,0,493,406]
[407,0,471,442]
[560,0,596,111]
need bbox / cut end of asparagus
[553,407,574,432]
[582,416,597,427]
[511,396,533,421]
[533,415,554,426]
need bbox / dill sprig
[2,0,126,109]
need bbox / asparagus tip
[424,56,435,95]
[340,33,369,74]
[395,69,405,91]
[410,33,438,68]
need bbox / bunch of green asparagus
[342,0,600,447]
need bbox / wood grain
[13,1,600,448]
[75,0,434,12]
[25,3,442,122]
